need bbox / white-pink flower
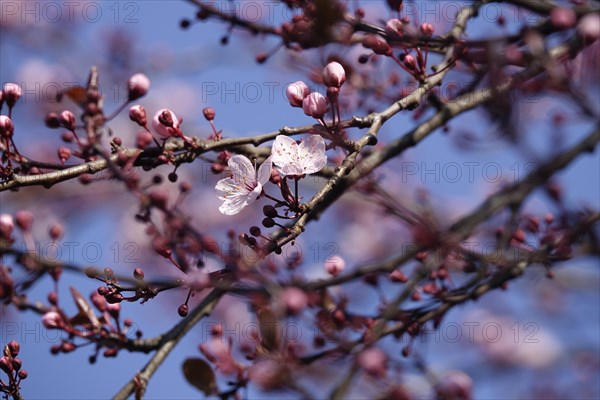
[322,62,346,88]
[215,155,272,215]
[271,135,327,176]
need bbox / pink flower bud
[42,311,64,329]
[15,210,33,232]
[90,291,107,312]
[302,92,328,119]
[7,341,20,357]
[0,214,14,240]
[0,115,14,139]
[59,110,76,131]
[280,287,308,315]
[385,19,404,36]
[420,22,435,37]
[0,356,12,374]
[550,7,576,30]
[325,257,345,277]
[578,13,600,41]
[107,302,121,319]
[362,35,392,56]
[58,147,71,164]
[203,107,216,121]
[48,224,64,240]
[286,81,309,107]
[152,108,179,138]
[129,105,147,127]
[435,370,473,400]
[136,131,154,148]
[404,54,418,71]
[3,83,22,107]
[322,62,346,88]
[357,347,387,378]
[127,73,150,101]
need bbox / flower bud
[7,341,20,357]
[15,210,33,232]
[404,54,418,71]
[44,112,61,128]
[385,19,404,36]
[136,131,154,149]
[202,107,216,121]
[286,81,309,107]
[178,304,189,317]
[280,287,308,315]
[0,115,14,139]
[357,347,387,378]
[152,108,179,138]
[127,73,150,101]
[107,302,121,319]
[550,7,576,30]
[362,35,392,56]
[578,13,600,42]
[59,110,76,131]
[133,268,144,280]
[42,311,64,329]
[420,22,435,37]
[3,83,22,107]
[18,369,28,379]
[322,62,346,88]
[302,92,328,119]
[58,147,71,164]
[0,356,12,374]
[48,224,64,241]
[129,105,147,127]
[0,214,14,240]
[435,370,473,400]
[90,291,107,311]
[324,257,345,277]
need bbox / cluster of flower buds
[0,340,28,398]
[41,284,141,362]
[0,83,23,172]
[285,61,347,125]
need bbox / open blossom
[215,155,272,215]
[271,135,327,176]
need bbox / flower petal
[228,155,255,185]
[215,178,247,199]
[257,157,272,186]
[271,135,299,170]
[298,135,327,174]
[219,195,249,215]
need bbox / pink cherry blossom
[271,135,327,176]
[215,155,272,215]
[286,81,309,107]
